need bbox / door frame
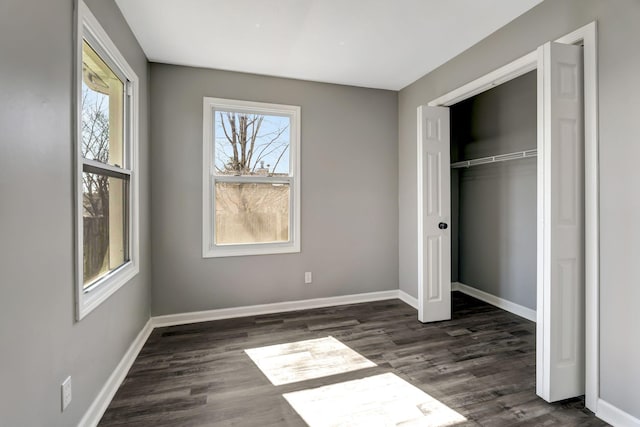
[417,22,599,411]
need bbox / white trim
[427,51,537,107]
[454,282,537,323]
[153,290,400,328]
[538,40,556,401]
[78,319,153,427]
[75,1,140,320]
[81,290,406,424]
[416,106,425,318]
[202,97,301,258]
[597,399,640,427]
[421,22,599,411]
[78,3,138,83]
[398,290,418,309]
[86,288,630,427]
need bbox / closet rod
[450,149,537,169]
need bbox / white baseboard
[597,399,640,427]
[152,290,400,328]
[80,287,541,427]
[81,289,405,425]
[79,286,640,427]
[78,318,154,427]
[453,282,536,323]
[398,290,418,309]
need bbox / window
[75,2,139,320]
[203,98,301,257]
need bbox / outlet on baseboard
[304,272,312,284]
[61,376,72,411]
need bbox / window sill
[203,242,300,258]
[77,261,139,320]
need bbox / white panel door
[417,106,451,323]
[537,41,585,402]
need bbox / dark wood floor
[99,292,607,426]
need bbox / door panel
[537,41,585,402]
[418,106,451,323]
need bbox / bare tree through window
[215,112,290,176]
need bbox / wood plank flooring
[99,292,607,426]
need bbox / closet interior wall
[450,71,537,311]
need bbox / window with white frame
[75,2,139,320]
[203,98,300,257]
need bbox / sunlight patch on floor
[283,373,468,427]
[244,336,376,386]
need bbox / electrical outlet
[61,376,72,411]
[304,272,312,284]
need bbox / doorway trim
[419,22,598,411]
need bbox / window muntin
[76,2,139,319]
[203,98,300,257]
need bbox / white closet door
[417,106,451,323]
[537,41,585,402]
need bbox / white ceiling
[114,0,542,90]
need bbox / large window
[75,2,139,319]
[203,98,300,257]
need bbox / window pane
[214,111,290,176]
[83,171,129,288]
[215,182,290,245]
[81,40,125,167]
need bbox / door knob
[438,222,448,230]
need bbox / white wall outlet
[304,272,312,284]
[61,376,72,411]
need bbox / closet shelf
[450,149,537,169]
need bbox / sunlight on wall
[283,373,468,427]
[244,336,376,386]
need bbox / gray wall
[150,64,398,315]
[451,72,537,309]
[399,0,640,418]
[0,1,151,425]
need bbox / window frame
[74,1,140,320]
[202,97,301,258]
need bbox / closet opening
[450,70,538,322]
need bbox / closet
[449,71,537,314]
[418,39,589,404]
